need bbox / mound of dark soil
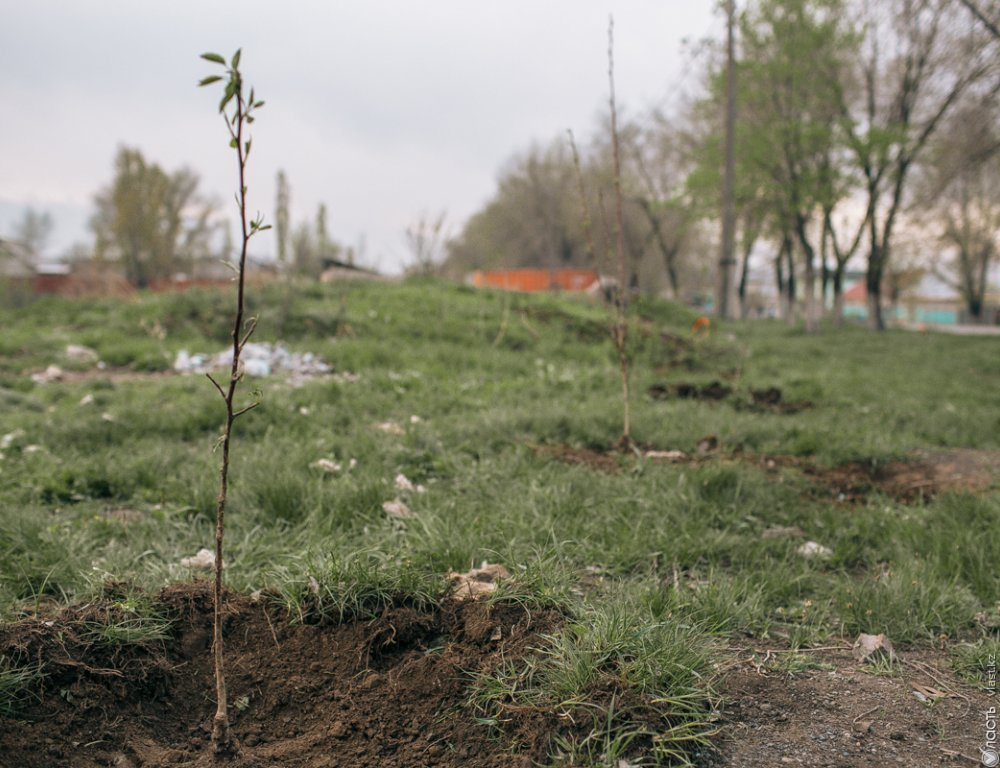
[0,584,565,768]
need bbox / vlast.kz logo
[985,706,998,766]
[987,655,998,766]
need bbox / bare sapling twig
[607,18,633,451]
[198,49,269,755]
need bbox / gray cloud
[1,0,715,271]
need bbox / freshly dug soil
[0,584,565,768]
[1,584,992,767]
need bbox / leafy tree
[737,0,858,330]
[688,0,859,327]
[446,139,582,274]
[90,147,216,288]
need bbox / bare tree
[841,0,996,329]
[955,0,1000,40]
[404,210,447,276]
[12,208,54,259]
[917,102,1000,320]
[626,113,698,300]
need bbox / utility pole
[716,0,737,319]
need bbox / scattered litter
[299,406,311,416]
[382,499,412,519]
[911,682,949,703]
[409,415,422,424]
[180,548,217,569]
[348,458,357,470]
[1,430,25,449]
[852,633,897,664]
[79,393,95,406]
[696,435,719,455]
[101,412,115,423]
[796,541,832,558]
[311,458,342,473]
[173,342,343,386]
[23,445,42,455]
[644,449,688,462]
[249,590,263,603]
[762,526,807,539]
[308,575,320,595]
[30,365,65,384]
[394,473,426,494]
[448,562,511,600]
[64,344,100,364]
[852,718,873,734]
[373,421,405,435]
[105,508,143,523]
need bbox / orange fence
[470,269,599,293]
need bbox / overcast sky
[1,1,719,274]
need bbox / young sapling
[198,48,269,755]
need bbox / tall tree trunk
[832,264,845,327]
[738,243,752,319]
[795,214,819,333]
[784,232,797,325]
[716,0,737,320]
[775,251,786,319]
[866,259,885,330]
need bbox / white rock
[30,365,64,384]
[311,458,342,473]
[65,344,99,364]
[180,548,216,569]
[797,541,833,558]
[1,430,25,449]
[383,499,412,519]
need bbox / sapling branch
[198,48,265,756]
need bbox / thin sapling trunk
[198,49,268,755]
[607,18,633,450]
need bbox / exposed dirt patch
[761,449,1000,503]
[2,585,992,767]
[647,381,812,413]
[0,583,566,768]
[649,380,733,401]
[531,443,624,473]
[714,643,991,767]
[538,443,999,504]
[747,387,813,414]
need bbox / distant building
[319,257,383,283]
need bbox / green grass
[0,653,43,717]
[1,278,998,762]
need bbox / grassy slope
[1,279,998,761]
